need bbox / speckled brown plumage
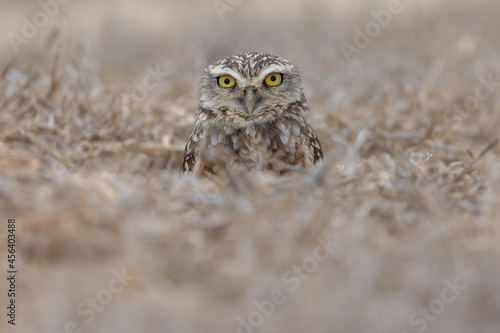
[182,52,323,176]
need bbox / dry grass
[1,0,500,332]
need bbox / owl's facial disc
[200,59,302,119]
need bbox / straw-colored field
[1,0,500,332]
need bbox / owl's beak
[243,86,258,114]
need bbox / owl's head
[199,52,305,122]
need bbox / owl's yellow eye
[265,73,282,86]
[218,75,236,88]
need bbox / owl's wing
[181,123,203,174]
[305,122,324,164]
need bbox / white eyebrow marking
[208,67,246,84]
[257,64,294,80]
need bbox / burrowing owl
[182,52,323,176]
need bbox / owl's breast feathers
[181,107,323,175]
